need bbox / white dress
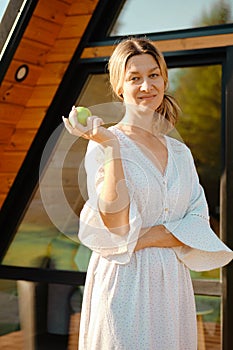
[78,127,233,350]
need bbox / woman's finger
[62,116,83,136]
[92,117,104,135]
[68,107,79,128]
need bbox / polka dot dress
[78,127,233,350]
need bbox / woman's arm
[134,225,184,251]
[63,110,130,236]
[98,139,130,236]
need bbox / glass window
[195,295,222,349]
[1,63,223,348]
[0,0,27,60]
[169,65,222,239]
[168,64,222,349]
[1,74,123,272]
[111,0,233,36]
[0,0,10,22]
[0,278,82,349]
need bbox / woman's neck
[119,105,155,134]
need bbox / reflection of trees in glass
[168,0,230,218]
[170,65,221,181]
[170,65,221,219]
[192,0,231,26]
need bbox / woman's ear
[118,88,123,99]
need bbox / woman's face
[121,54,165,111]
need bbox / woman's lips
[139,95,156,100]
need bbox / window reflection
[0,0,10,22]
[1,74,123,272]
[0,63,223,348]
[195,295,221,349]
[111,0,233,36]
[0,279,82,350]
[0,0,28,59]
[169,65,221,238]
[2,65,222,277]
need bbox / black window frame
[0,0,39,83]
[0,0,233,347]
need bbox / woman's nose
[140,78,151,91]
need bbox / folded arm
[134,225,184,251]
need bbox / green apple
[75,106,91,126]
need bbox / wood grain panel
[58,15,91,39]
[0,82,33,106]
[68,0,98,15]
[0,104,24,124]
[156,33,233,52]
[4,60,42,87]
[37,62,68,85]
[0,125,15,145]
[5,128,37,151]
[0,152,26,172]
[0,174,15,193]
[47,38,79,62]
[59,0,73,4]
[24,16,61,47]
[17,107,47,128]
[26,85,58,107]
[34,0,70,24]
[81,33,233,58]
[14,38,50,66]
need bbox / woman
[63,38,233,350]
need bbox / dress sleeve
[164,148,233,271]
[78,140,142,265]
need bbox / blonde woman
[63,38,233,350]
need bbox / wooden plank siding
[81,32,233,59]
[0,0,99,207]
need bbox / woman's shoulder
[166,135,191,154]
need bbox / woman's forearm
[98,140,130,235]
[134,225,184,251]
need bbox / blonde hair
[108,37,180,126]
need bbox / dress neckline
[112,127,170,178]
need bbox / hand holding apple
[75,106,92,126]
[68,106,92,127]
[63,105,117,145]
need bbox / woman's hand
[62,106,117,145]
[134,225,184,251]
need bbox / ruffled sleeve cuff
[164,216,233,271]
[78,197,142,265]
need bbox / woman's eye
[131,76,139,81]
[150,73,159,78]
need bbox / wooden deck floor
[0,317,220,350]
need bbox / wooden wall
[81,32,233,58]
[0,0,99,207]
